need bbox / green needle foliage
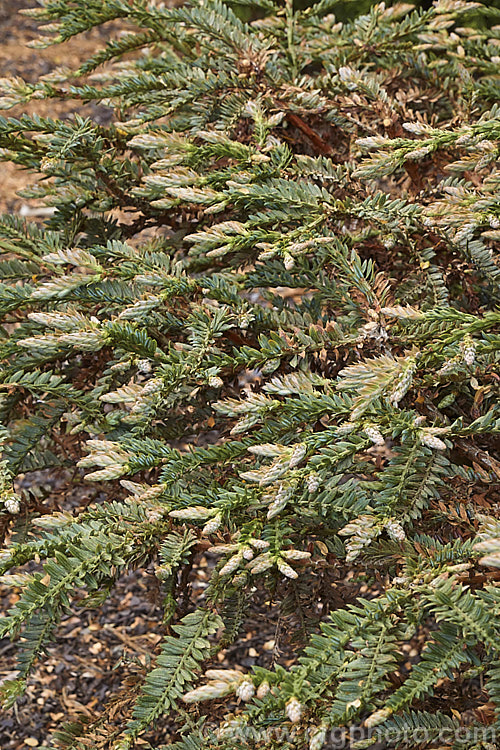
[0,0,499,748]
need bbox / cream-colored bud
[242,546,254,561]
[336,422,356,435]
[309,725,328,750]
[385,520,406,542]
[286,697,302,723]
[289,442,307,468]
[281,550,311,561]
[420,432,447,450]
[267,494,288,519]
[204,669,242,682]
[142,378,163,395]
[219,553,242,576]
[202,513,222,535]
[462,339,475,367]
[137,359,152,374]
[236,680,255,701]
[4,495,20,514]
[85,464,127,481]
[306,473,320,493]
[249,538,270,550]
[169,506,213,521]
[364,425,385,446]
[277,560,298,579]
[256,681,270,699]
[364,707,392,728]
[247,552,274,574]
[405,146,431,160]
[208,376,224,388]
[146,507,165,523]
[182,681,232,703]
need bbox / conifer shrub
[0,1,500,748]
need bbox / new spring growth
[288,442,307,468]
[208,376,224,388]
[238,310,254,329]
[390,357,416,407]
[202,513,222,535]
[0,458,21,515]
[336,422,356,436]
[309,725,328,750]
[246,547,310,578]
[247,552,274,574]
[277,550,311,579]
[182,669,247,703]
[267,484,292,519]
[286,697,303,723]
[385,519,406,543]
[3,494,20,515]
[146,507,165,523]
[364,707,392,728]
[277,560,299,579]
[306,473,320,494]
[461,337,476,367]
[77,440,130,481]
[169,506,214,521]
[364,425,385,446]
[236,680,255,702]
[210,536,270,576]
[136,359,152,374]
[219,553,243,576]
[420,427,448,451]
[339,515,381,563]
[256,681,270,699]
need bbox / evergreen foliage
[0,0,499,747]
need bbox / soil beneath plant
[0,0,113,217]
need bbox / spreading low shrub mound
[0,1,500,748]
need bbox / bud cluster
[390,359,416,407]
[183,669,248,704]
[306,473,320,494]
[136,359,153,374]
[169,505,214,521]
[364,425,385,446]
[266,484,292,519]
[202,513,222,535]
[286,697,303,723]
[339,515,381,563]
[461,337,476,367]
[236,679,255,701]
[256,681,270,699]
[420,428,448,451]
[238,310,254,329]
[208,375,224,388]
[2,493,21,515]
[78,439,130,481]
[309,724,328,750]
[364,707,392,728]
[385,519,406,542]
[288,442,307,468]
